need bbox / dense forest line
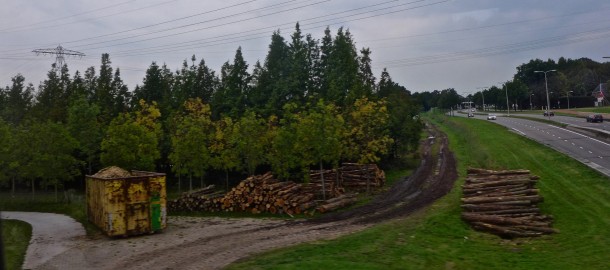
[415,57,610,111]
[0,24,422,195]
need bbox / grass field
[572,107,610,114]
[228,113,610,270]
[1,219,31,270]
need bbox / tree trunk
[178,174,182,194]
[320,162,326,200]
[55,182,59,202]
[225,170,229,192]
[31,178,35,197]
[189,173,193,191]
[366,169,370,195]
[11,176,15,197]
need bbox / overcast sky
[2,0,610,95]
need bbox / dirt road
[9,124,457,270]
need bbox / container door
[150,192,162,231]
[125,180,150,235]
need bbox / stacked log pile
[308,163,385,196]
[340,163,385,191]
[306,169,340,198]
[461,168,558,238]
[220,172,317,215]
[169,164,385,215]
[167,185,224,212]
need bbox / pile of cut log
[167,185,224,212]
[168,164,384,215]
[220,172,317,215]
[308,163,385,196]
[461,168,558,238]
[340,163,385,191]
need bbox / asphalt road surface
[456,111,610,177]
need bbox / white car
[487,114,497,120]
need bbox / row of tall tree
[0,24,422,194]
[415,57,610,111]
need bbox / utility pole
[32,45,85,70]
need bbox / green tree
[169,98,214,191]
[101,100,161,170]
[345,97,393,194]
[377,70,422,159]
[67,97,103,174]
[32,64,71,122]
[353,47,375,100]
[234,111,268,175]
[286,23,309,105]
[326,27,360,106]
[268,104,301,180]
[94,54,118,123]
[213,47,250,118]
[210,116,239,190]
[1,74,34,125]
[34,121,80,200]
[0,119,12,192]
[12,121,79,199]
[251,31,290,117]
[296,100,345,199]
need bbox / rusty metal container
[86,169,167,237]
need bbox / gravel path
[1,211,86,269]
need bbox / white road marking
[550,125,610,147]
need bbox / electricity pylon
[32,45,85,69]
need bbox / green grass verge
[2,219,32,270]
[228,113,610,270]
[572,107,610,114]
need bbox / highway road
[455,111,610,177]
[516,111,610,132]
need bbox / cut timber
[316,193,358,213]
[461,168,556,238]
[461,195,542,204]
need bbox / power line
[81,0,440,56]
[0,0,179,34]
[376,27,610,68]
[0,0,137,33]
[63,0,260,45]
[71,0,328,50]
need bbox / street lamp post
[530,94,534,110]
[567,91,573,109]
[534,70,557,120]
